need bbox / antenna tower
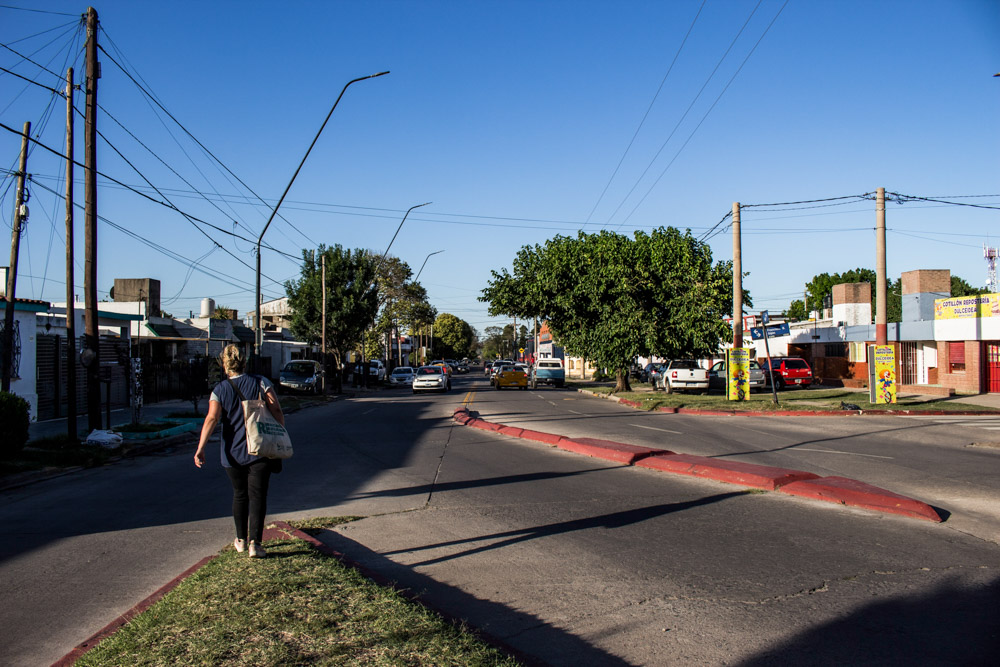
[985,245,998,292]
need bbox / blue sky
[2,0,998,336]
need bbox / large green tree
[285,245,377,389]
[951,275,986,297]
[434,313,476,359]
[480,227,736,392]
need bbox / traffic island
[452,406,943,523]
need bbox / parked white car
[656,359,709,393]
[369,359,386,382]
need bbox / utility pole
[732,202,743,349]
[65,67,77,440]
[2,121,30,392]
[84,6,101,430]
[513,315,517,360]
[875,187,887,346]
[321,252,326,393]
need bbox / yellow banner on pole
[727,348,751,401]
[873,345,897,404]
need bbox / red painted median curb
[557,438,663,465]
[636,454,819,490]
[453,407,943,522]
[779,476,942,522]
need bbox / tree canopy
[480,227,736,391]
[787,270,986,323]
[285,245,377,383]
[433,313,476,359]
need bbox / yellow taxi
[493,363,528,390]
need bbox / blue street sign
[761,310,770,325]
[750,322,790,340]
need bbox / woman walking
[195,345,285,558]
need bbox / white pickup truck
[656,359,709,393]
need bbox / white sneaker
[234,538,246,553]
[249,541,267,559]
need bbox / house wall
[937,340,983,393]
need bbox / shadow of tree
[738,576,1000,666]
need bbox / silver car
[389,366,415,386]
[708,360,767,393]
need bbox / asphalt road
[1,371,997,665]
[469,380,1000,545]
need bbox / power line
[97,36,319,248]
[583,0,707,226]
[606,0,765,229]
[885,191,1000,211]
[615,0,791,230]
[0,4,79,17]
[0,121,299,275]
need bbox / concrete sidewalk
[28,398,199,442]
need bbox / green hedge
[0,391,30,458]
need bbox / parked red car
[764,357,814,389]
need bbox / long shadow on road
[383,492,744,567]
[322,528,637,667]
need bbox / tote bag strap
[226,377,247,403]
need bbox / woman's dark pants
[225,461,272,544]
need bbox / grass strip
[75,524,519,667]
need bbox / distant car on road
[531,359,565,388]
[389,366,415,386]
[412,365,451,393]
[494,363,528,390]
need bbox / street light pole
[414,249,444,283]
[254,70,389,359]
[360,201,431,383]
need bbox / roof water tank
[200,298,215,318]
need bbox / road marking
[796,447,894,460]
[463,391,476,407]
[362,408,376,415]
[568,409,587,415]
[905,415,1000,430]
[631,424,682,435]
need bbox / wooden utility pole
[321,252,326,392]
[875,187,887,345]
[84,6,101,430]
[732,202,743,349]
[2,121,30,392]
[65,67,77,440]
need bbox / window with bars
[948,342,966,372]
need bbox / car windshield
[749,361,762,370]
[539,361,561,368]
[785,359,809,370]
[282,362,315,377]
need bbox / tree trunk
[613,369,631,393]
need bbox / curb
[574,387,997,417]
[53,554,218,666]
[452,407,942,523]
